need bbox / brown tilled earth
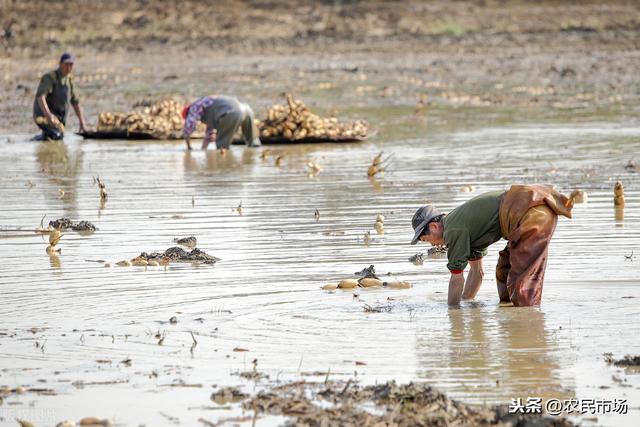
[1,0,639,133]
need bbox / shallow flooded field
[1,113,639,426]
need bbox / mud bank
[2,1,640,133]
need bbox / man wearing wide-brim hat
[33,52,88,140]
[411,184,573,307]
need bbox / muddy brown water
[0,116,639,426]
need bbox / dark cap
[410,205,442,245]
[60,52,75,64]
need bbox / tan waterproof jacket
[499,184,573,239]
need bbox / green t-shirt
[35,70,79,105]
[443,191,504,272]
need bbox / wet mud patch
[605,353,640,367]
[139,246,220,265]
[49,217,97,232]
[242,380,575,427]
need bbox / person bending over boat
[182,95,261,153]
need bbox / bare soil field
[1,0,640,133]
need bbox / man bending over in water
[410,184,574,306]
[182,95,261,153]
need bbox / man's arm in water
[72,103,88,132]
[448,272,465,306]
[462,259,484,300]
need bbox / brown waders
[495,185,573,306]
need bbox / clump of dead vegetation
[239,380,575,427]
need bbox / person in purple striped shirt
[182,95,261,152]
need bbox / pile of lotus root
[257,94,368,141]
[97,99,200,138]
[96,95,367,141]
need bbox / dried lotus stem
[96,176,108,202]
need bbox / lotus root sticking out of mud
[614,181,625,206]
[383,280,412,289]
[374,221,384,235]
[460,185,476,193]
[338,279,359,289]
[358,277,384,287]
[78,416,111,426]
[130,256,148,267]
[306,160,321,174]
[96,176,108,202]
[46,227,62,253]
[367,152,392,177]
[570,189,587,204]
[49,228,62,246]
[372,151,384,167]
[367,164,383,177]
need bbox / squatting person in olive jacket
[411,184,574,307]
[33,52,88,140]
